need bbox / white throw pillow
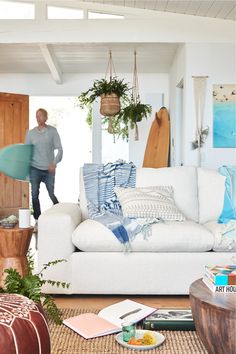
[114,186,186,221]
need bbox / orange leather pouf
[0,293,50,354]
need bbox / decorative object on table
[0,143,33,181]
[0,293,50,354]
[213,84,236,148]
[0,214,18,228]
[143,106,170,168]
[113,51,152,140]
[0,251,69,324]
[191,76,209,166]
[78,51,130,132]
[143,308,195,331]
[63,299,155,339]
[18,208,31,228]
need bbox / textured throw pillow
[114,186,185,221]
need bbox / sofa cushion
[72,219,214,252]
[204,221,236,252]
[136,166,198,222]
[114,186,185,221]
[198,168,225,224]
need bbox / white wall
[169,44,185,166]
[0,72,169,167]
[170,43,236,169]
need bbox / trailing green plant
[0,251,69,325]
[117,99,152,129]
[102,98,152,140]
[78,77,130,108]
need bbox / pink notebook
[63,299,156,339]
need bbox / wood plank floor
[53,295,190,310]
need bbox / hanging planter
[100,93,121,116]
[78,51,130,117]
[113,51,152,140]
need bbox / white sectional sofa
[38,166,236,294]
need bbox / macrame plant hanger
[102,51,119,134]
[192,76,208,166]
[105,50,116,83]
[132,51,140,140]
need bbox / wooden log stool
[0,226,33,288]
[0,293,50,354]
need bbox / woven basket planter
[100,93,120,116]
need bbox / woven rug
[49,308,207,354]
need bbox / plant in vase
[0,251,69,324]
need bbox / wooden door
[0,93,29,218]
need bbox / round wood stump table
[190,278,236,354]
[0,225,33,288]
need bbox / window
[0,0,34,19]
[102,123,128,164]
[88,11,124,19]
[47,6,83,19]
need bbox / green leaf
[1,251,69,324]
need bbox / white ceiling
[83,0,236,21]
[0,0,235,82]
[0,43,179,75]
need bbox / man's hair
[37,108,48,119]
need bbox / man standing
[25,108,63,223]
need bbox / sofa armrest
[38,202,81,264]
[37,203,81,293]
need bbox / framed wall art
[213,84,236,148]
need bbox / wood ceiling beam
[39,44,62,84]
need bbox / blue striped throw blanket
[83,161,143,250]
[216,166,236,250]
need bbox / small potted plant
[0,252,69,324]
[78,77,130,117]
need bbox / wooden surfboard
[143,106,170,168]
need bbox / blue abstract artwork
[213,84,236,148]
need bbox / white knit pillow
[114,186,186,221]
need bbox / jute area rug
[49,308,207,354]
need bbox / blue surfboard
[0,144,33,181]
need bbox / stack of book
[202,265,236,293]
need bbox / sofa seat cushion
[204,221,236,251]
[72,219,214,252]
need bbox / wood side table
[190,278,236,354]
[0,226,34,288]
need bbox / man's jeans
[30,166,58,220]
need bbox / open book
[63,299,156,339]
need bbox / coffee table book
[63,299,156,339]
[202,276,236,293]
[142,308,195,331]
[205,265,236,286]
